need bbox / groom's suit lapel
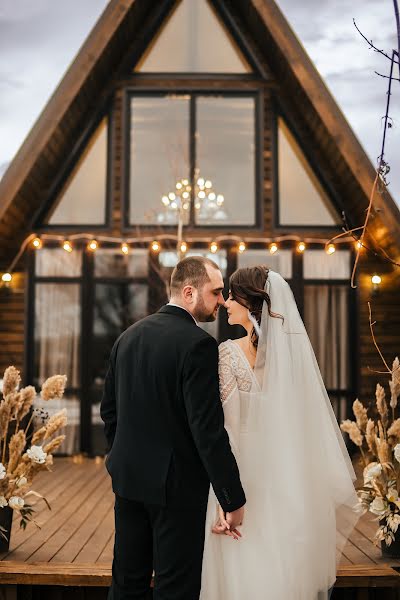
[157,304,197,325]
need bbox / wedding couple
[100,256,360,599]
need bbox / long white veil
[240,270,360,599]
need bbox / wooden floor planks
[0,456,399,588]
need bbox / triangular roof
[0,0,399,266]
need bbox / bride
[200,266,361,600]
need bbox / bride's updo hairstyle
[229,265,283,348]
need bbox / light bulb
[355,240,363,250]
[151,241,160,252]
[32,237,42,249]
[210,242,218,254]
[208,192,216,201]
[168,192,176,201]
[180,241,188,253]
[205,180,212,188]
[63,240,73,253]
[197,177,205,187]
[88,239,98,251]
[371,274,381,285]
[238,241,246,253]
[269,243,278,254]
[182,179,189,186]
[162,196,170,206]
[326,244,335,255]
[198,191,206,199]
[182,191,189,199]
[1,273,12,283]
[170,201,177,209]
[121,243,129,255]
[216,194,224,206]
[176,182,182,190]
[297,242,306,253]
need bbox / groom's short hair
[170,256,220,294]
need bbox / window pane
[34,283,80,387]
[237,249,292,279]
[129,97,190,225]
[94,249,148,278]
[91,283,148,454]
[304,284,349,390]
[135,0,251,73]
[278,118,340,226]
[159,249,227,277]
[303,250,350,279]
[196,97,255,225]
[48,119,107,225]
[35,248,82,277]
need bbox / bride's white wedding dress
[200,270,360,600]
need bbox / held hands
[212,505,243,540]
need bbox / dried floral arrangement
[341,357,400,547]
[0,366,67,541]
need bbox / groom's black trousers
[108,494,208,600]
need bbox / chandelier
[157,175,227,223]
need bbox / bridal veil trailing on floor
[201,270,360,600]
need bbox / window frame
[271,100,345,232]
[122,88,264,231]
[34,104,114,232]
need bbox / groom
[100,256,246,600]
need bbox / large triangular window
[135,0,252,73]
[278,118,340,226]
[47,118,108,225]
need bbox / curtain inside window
[34,250,82,454]
[304,284,349,422]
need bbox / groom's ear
[182,284,195,303]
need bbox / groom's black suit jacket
[100,304,245,513]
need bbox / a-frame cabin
[0,0,399,456]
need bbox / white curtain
[304,285,349,422]
[34,250,82,454]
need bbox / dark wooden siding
[0,272,25,377]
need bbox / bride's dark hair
[229,265,283,348]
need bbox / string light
[87,239,98,252]
[3,233,379,286]
[63,240,73,253]
[371,274,382,285]
[210,241,218,254]
[297,242,306,253]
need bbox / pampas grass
[341,355,400,548]
[0,365,68,537]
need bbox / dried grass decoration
[0,366,67,544]
[341,357,400,547]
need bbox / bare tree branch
[353,18,400,64]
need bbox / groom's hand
[226,506,244,531]
[212,506,242,540]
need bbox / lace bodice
[218,340,254,404]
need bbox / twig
[353,18,400,65]
[367,302,392,373]
[375,71,400,81]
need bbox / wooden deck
[0,457,399,589]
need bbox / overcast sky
[0,0,399,207]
